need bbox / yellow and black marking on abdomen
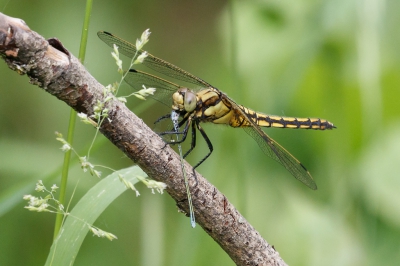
[237,106,335,130]
[193,88,335,130]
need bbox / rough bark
[0,12,287,266]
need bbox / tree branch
[0,12,286,266]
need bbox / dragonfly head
[172,88,197,113]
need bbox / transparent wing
[98,31,212,88]
[125,70,188,141]
[228,99,317,190]
[125,69,180,106]
[243,126,317,190]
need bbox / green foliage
[1,0,400,265]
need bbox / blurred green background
[1,0,400,265]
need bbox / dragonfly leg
[157,113,188,137]
[180,122,200,187]
[154,113,171,125]
[155,112,188,128]
[155,113,189,143]
[183,122,197,159]
[177,115,189,128]
[160,117,191,144]
[191,170,199,188]
[157,114,191,152]
[192,121,213,169]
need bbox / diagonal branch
[0,12,286,266]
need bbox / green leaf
[45,165,145,266]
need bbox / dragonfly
[98,31,335,190]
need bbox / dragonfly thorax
[172,88,197,113]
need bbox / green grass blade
[45,165,145,266]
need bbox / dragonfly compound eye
[184,90,197,112]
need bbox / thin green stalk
[228,0,247,214]
[171,111,195,228]
[177,142,195,228]
[53,0,93,239]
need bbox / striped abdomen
[235,105,335,130]
[193,88,335,130]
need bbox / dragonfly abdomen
[238,106,335,130]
